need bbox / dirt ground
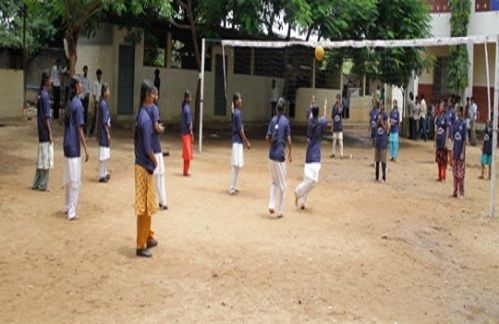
[1,119,499,323]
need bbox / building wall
[0,69,24,119]
[75,44,114,109]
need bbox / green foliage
[447,0,471,95]
[0,0,57,54]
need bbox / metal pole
[23,4,27,110]
[198,38,205,152]
[484,42,491,119]
[489,35,499,218]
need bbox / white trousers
[153,152,167,206]
[64,157,81,219]
[332,132,344,157]
[229,166,240,193]
[36,142,54,170]
[99,160,108,179]
[295,163,321,207]
[268,160,287,216]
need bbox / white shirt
[420,99,427,117]
[51,65,61,87]
[469,103,478,121]
[80,76,90,99]
[93,79,103,102]
[271,87,279,103]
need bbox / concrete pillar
[166,32,172,69]
[464,43,474,101]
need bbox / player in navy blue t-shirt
[266,98,292,218]
[451,105,467,198]
[63,77,89,220]
[97,83,111,183]
[229,92,251,195]
[134,80,159,257]
[374,112,389,182]
[330,94,344,158]
[295,99,328,209]
[434,104,449,181]
[32,72,53,191]
[480,115,493,180]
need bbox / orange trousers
[135,164,157,249]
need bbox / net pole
[489,36,499,218]
[484,43,491,119]
[199,38,205,152]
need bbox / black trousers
[89,100,98,136]
[82,95,89,135]
[52,86,60,119]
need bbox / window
[143,32,165,68]
[170,39,197,70]
[425,0,450,13]
[254,48,284,78]
[476,0,499,11]
[233,47,251,75]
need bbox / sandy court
[1,119,499,323]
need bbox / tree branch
[176,0,188,10]
[170,20,191,30]
[74,0,103,29]
[63,0,72,22]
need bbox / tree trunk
[65,27,79,76]
[184,0,201,131]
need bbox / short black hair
[96,69,102,75]
[83,65,88,70]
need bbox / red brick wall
[418,84,436,103]
[425,0,450,12]
[472,86,495,122]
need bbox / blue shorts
[480,154,492,166]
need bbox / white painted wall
[0,69,24,119]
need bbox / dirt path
[1,120,498,323]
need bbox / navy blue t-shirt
[63,96,84,158]
[305,117,327,163]
[181,103,192,135]
[232,108,243,144]
[389,109,400,134]
[447,107,457,131]
[267,113,291,162]
[98,100,111,147]
[134,106,155,174]
[37,88,51,143]
[332,103,343,132]
[482,122,493,155]
[375,125,388,150]
[435,115,448,149]
[149,104,162,153]
[452,118,467,160]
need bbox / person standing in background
[270,79,279,118]
[330,94,344,159]
[81,65,91,135]
[90,69,103,137]
[154,69,161,97]
[407,92,415,140]
[389,99,400,162]
[51,59,65,119]
[469,97,478,146]
[420,94,428,142]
